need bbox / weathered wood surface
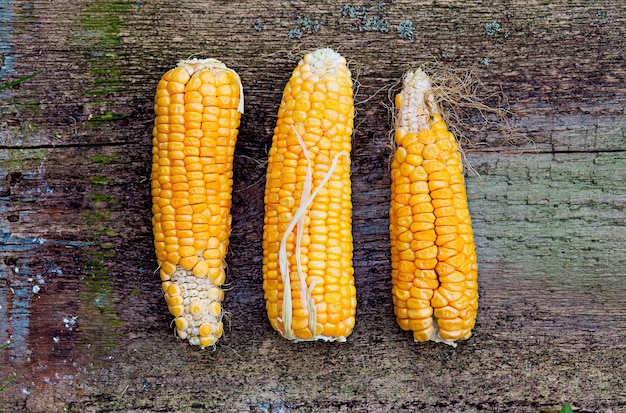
[1,0,625,412]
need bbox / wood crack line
[0,144,624,155]
[0,141,144,150]
[464,148,626,155]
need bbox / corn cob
[151,58,243,348]
[262,48,356,341]
[390,68,478,345]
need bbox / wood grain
[1,0,625,412]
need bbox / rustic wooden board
[1,1,625,412]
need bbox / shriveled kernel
[428,180,449,191]
[159,269,171,281]
[167,283,182,297]
[407,307,434,320]
[410,286,434,300]
[209,268,226,286]
[434,305,460,319]
[422,144,440,160]
[215,321,224,337]
[166,294,184,307]
[409,317,433,332]
[413,277,440,289]
[413,325,435,341]
[430,289,448,308]
[423,160,445,174]
[394,288,411,301]
[417,129,435,144]
[179,245,197,257]
[405,154,423,167]
[437,318,463,332]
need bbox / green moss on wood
[79,0,130,122]
[86,86,125,96]
[82,210,112,224]
[89,175,112,187]
[94,228,118,237]
[87,111,127,122]
[86,68,125,95]
[80,1,130,49]
[89,154,120,166]
[0,149,45,169]
[87,192,117,206]
[0,342,19,393]
[467,152,626,281]
[77,271,122,362]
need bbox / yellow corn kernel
[390,68,478,346]
[152,58,243,348]
[262,48,355,342]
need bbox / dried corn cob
[262,48,356,341]
[151,58,243,347]
[390,68,478,345]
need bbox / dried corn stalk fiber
[262,48,356,341]
[390,68,478,346]
[151,59,243,348]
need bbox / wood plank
[2,0,624,151]
[1,138,625,412]
[1,0,625,412]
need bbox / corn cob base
[151,59,243,348]
[262,48,356,342]
[390,69,478,346]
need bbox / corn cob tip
[395,68,439,133]
[176,57,227,70]
[175,58,244,114]
[297,48,351,83]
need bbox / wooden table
[1,1,625,412]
